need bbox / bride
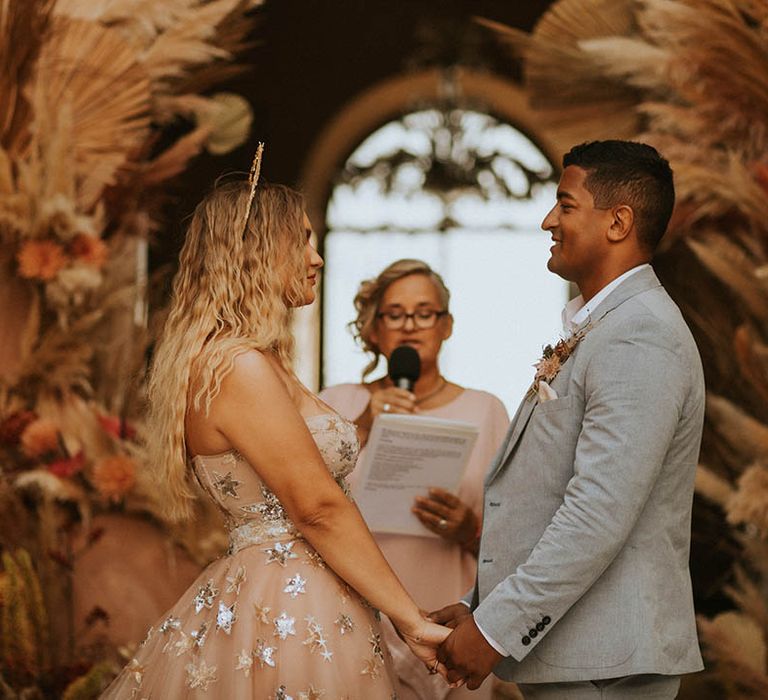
[101,162,450,698]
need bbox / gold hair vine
[242,142,264,238]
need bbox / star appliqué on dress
[185,658,217,690]
[193,579,219,613]
[225,565,246,594]
[235,648,253,677]
[274,611,296,640]
[216,601,237,634]
[284,573,307,598]
[298,685,326,700]
[254,638,277,668]
[264,540,298,567]
[253,601,272,624]
[335,613,355,635]
[212,470,242,499]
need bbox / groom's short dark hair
[563,140,675,252]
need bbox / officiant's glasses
[376,309,448,330]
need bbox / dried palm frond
[29,16,151,210]
[706,394,768,463]
[698,612,768,696]
[141,0,240,86]
[696,464,736,507]
[725,567,768,644]
[687,234,768,324]
[140,125,212,186]
[727,464,768,534]
[478,0,643,143]
[734,325,768,405]
[0,0,55,154]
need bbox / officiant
[320,258,509,700]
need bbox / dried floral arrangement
[482,0,768,697]
[0,0,260,696]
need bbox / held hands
[397,614,454,682]
[413,488,478,547]
[431,611,503,690]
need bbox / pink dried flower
[0,411,37,447]
[69,234,108,268]
[48,452,85,478]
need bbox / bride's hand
[398,616,458,683]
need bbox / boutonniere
[526,326,590,400]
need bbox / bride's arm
[207,351,448,658]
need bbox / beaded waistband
[227,519,301,555]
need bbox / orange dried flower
[69,234,108,268]
[92,454,136,501]
[20,418,60,458]
[16,240,68,280]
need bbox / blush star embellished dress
[100,414,399,699]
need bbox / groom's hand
[437,615,503,690]
[427,602,471,629]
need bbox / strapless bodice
[191,413,359,553]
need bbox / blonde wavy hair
[147,180,306,521]
[350,259,451,379]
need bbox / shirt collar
[562,264,651,334]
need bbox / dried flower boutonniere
[526,326,590,400]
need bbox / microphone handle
[394,377,413,391]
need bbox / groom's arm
[473,314,693,661]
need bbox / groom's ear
[607,204,634,243]
[441,313,454,341]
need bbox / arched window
[321,106,568,412]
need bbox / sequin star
[361,657,381,680]
[225,565,246,594]
[212,470,242,499]
[193,580,219,613]
[235,649,253,677]
[185,658,217,690]
[369,627,385,662]
[159,615,181,634]
[264,541,298,567]
[274,611,296,640]
[128,658,144,685]
[335,614,354,635]
[303,549,326,569]
[254,639,277,668]
[253,601,272,624]
[191,621,208,649]
[284,573,307,598]
[173,631,194,656]
[274,686,294,700]
[303,616,333,662]
[298,686,326,700]
[216,601,237,634]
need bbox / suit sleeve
[473,315,688,661]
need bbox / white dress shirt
[467,263,651,659]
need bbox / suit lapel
[486,266,664,485]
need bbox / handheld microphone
[388,345,420,392]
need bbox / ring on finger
[428,659,439,674]
[438,518,448,530]
[382,402,391,412]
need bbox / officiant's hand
[370,385,416,416]
[413,488,479,549]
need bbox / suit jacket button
[481,558,493,563]
[489,501,501,507]
[536,622,545,632]
[521,636,531,646]
[542,616,551,625]
[529,628,538,638]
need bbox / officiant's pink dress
[101,414,398,699]
[319,385,509,700]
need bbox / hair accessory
[242,142,264,237]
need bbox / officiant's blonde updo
[350,259,451,379]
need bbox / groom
[432,140,705,698]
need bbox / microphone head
[388,345,421,390]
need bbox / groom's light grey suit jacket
[468,267,705,684]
